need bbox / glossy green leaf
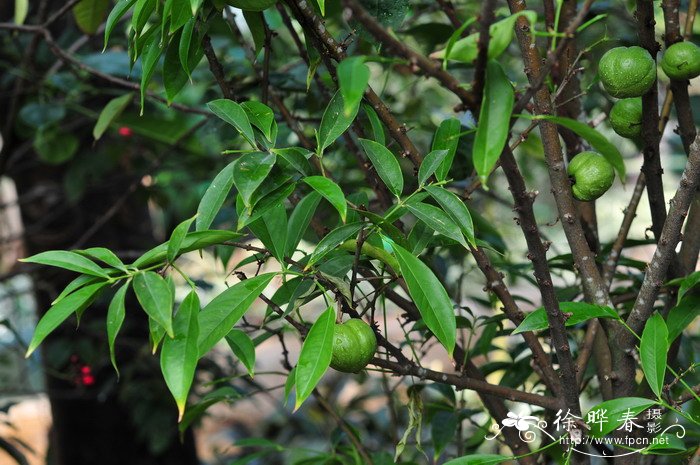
[107,282,128,377]
[443,454,510,465]
[248,203,287,263]
[133,272,174,338]
[233,152,276,210]
[473,60,514,187]
[241,101,275,142]
[666,295,700,342]
[133,230,241,268]
[294,306,335,410]
[286,192,321,256]
[676,270,700,304]
[178,17,196,77]
[226,329,256,377]
[406,202,466,247]
[307,223,364,268]
[21,250,110,278]
[149,316,167,353]
[338,57,370,116]
[424,186,475,246]
[431,118,461,181]
[104,0,137,49]
[93,94,132,140]
[528,115,626,181]
[432,411,458,460]
[315,0,325,16]
[359,139,404,197]
[196,161,235,231]
[513,302,619,334]
[189,0,203,15]
[271,147,313,176]
[14,0,28,25]
[242,10,265,55]
[317,90,360,153]
[52,275,102,305]
[139,33,163,114]
[586,397,657,437]
[208,99,256,146]
[131,0,155,37]
[26,282,108,357]
[640,313,668,398]
[303,176,347,222]
[418,150,449,185]
[77,247,127,272]
[393,245,455,356]
[168,0,192,33]
[363,103,385,145]
[168,215,196,262]
[73,0,109,35]
[161,290,200,421]
[432,11,537,64]
[198,273,275,356]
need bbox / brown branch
[202,34,236,100]
[436,0,465,31]
[471,0,496,106]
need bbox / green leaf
[307,223,364,268]
[168,0,193,33]
[161,290,200,421]
[26,282,108,357]
[294,306,335,410]
[164,28,204,102]
[315,0,325,16]
[52,275,102,305]
[303,176,347,222]
[196,161,235,231]
[168,215,196,262]
[317,90,360,153]
[513,302,619,334]
[338,57,370,117]
[77,247,127,272]
[393,244,456,356]
[363,104,385,145]
[107,282,128,377]
[189,0,203,15]
[149,316,167,353]
[104,0,138,49]
[666,295,700,342]
[34,128,79,165]
[586,397,657,437]
[432,11,537,64]
[241,101,275,142]
[527,115,626,181]
[73,0,109,35]
[226,329,256,377]
[179,17,196,77]
[139,33,163,114]
[178,386,240,432]
[431,118,461,181]
[358,139,404,197]
[676,270,700,304]
[233,152,276,210]
[640,313,668,399]
[207,99,256,146]
[133,230,242,268]
[14,0,28,24]
[424,186,475,246]
[394,385,424,461]
[21,250,110,278]
[406,202,466,247]
[443,454,510,465]
[242,11,265,55]
[272,147,313,176]
[133,272,174,338]
[198,273,275,356]
[473,60,514,187]
[286,192,321,257]
[248,203,287,263]
[431,411,458,460]
[92,93,133,140]
[418,150,449,185]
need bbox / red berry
[118,126,133,137]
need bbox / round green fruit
[660,42,700,80]
[609,97,643,139]
[567,151,615,202]
[598,46,656,98]
[330,319,377,373]
[225,0,276,11]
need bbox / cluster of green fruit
[567,41,700,202]
[602,42,700,139]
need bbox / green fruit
[225,0,276,11]
[567,151,615,202]
[330,319,377,373]
[598,46,656,98]
[609,97,643,139]
[661,42,700,80]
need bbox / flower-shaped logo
[502,412,540,431]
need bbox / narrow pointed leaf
[161,290,200,421]
[104,0,137,49]
[208,99,256,146]
[338,57,370,116]
[513,302,619,334]
[406,203,466,247]
[303,176,347,222]
[233,152,276,209]
[107,282,129,377]
[359,138,404,197]
[196,161,235,231]
[431,118,461,181]
[424,186,475,246]
[640,313,668,398]
[286,192,321,256]
[21,250,110,278]
[317,90,360,153]
[307,223,363,268]
[226,329,256,377]
[168,215,196,262]
[133,271,174,337]
[93,93,132,140]
[418,150,449,185]
[295,306,335,410]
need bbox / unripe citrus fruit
[226,0,276,11]
[609,97,643,139]
[567,151,615,202]
[330,319,377,373]
[599,46,656,98]
[660,42,700,80]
